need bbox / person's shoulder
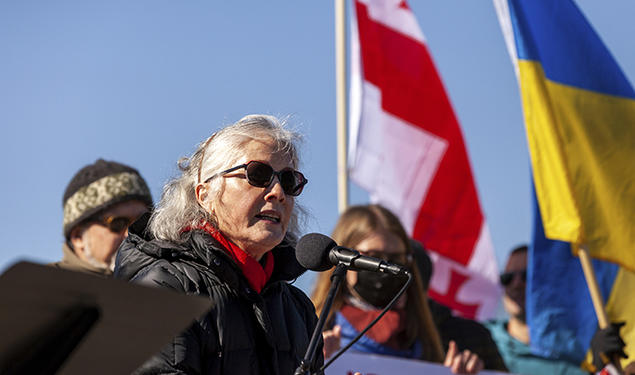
[483,319,510,342]
[285,282,312,300]
[270,240,306,282]
[48,259,84,273]
[48,260,65,269]
[438,313,501,349]
[115,232,195,291]
[483,318,506,329]
[275,282,317,315]
[128,258,189,292]
[436,306,492,334]
[49,243,112,276]
[123,246,221,292]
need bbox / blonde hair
[311,204,445,363]
[149,114,304,242]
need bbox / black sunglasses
[206,160,308,197]
[499,269,527,286]
[97,215,138,233]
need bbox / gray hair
[149,114,304,242]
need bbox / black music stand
[0,261,212,375]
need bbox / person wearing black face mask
[353,269,408,308]
[311,205,484,374]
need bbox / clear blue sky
[1,1,634,293]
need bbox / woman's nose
[265,176,286,201]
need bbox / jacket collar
[57,243,113,276]
[117,213,306,286]
[184,229,307,284]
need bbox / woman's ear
[195,183,214,214]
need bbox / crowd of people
[47,114,630,375]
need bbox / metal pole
[335,0,349,213]
[294,264,348,375]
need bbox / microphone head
[296,233,337,272]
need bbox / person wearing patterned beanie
[51,159,153,276]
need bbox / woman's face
[345,228,409,307]
[201,139,295,260]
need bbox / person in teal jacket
[485,246,587,375]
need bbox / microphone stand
[294,263,348,375]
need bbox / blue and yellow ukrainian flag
[529,185,619,365]
[495,0,635,268]
[494,0,635,367]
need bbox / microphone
[296,233,409,275]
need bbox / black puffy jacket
[115,220,322,375]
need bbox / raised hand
[443,340,484,374]
[322,325,342,359]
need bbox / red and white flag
[349,0,500,320]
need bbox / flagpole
[335,0,348,213]
[577,244,609,329]
[578,244,627,371]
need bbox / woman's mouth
[255,213,281,223]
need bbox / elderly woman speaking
[115,115,320,374]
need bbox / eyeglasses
[362,250,413,266]
[98,215,138,233]
[499,269,527,286]
[205,160,308,197]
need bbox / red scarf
[186,222,275,293]
[340,302,409,350]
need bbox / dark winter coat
[115,219,321,375]
[429,299,508,372]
